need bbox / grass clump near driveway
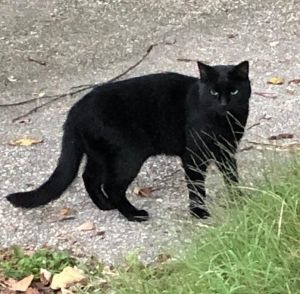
[106,156,300,294]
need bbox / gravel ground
[0,0,299,264]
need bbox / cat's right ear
[197,61,215,81]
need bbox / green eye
[231,89,239,95]
[210,89,219,96]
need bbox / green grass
[0,246,75,280]
[102,156,300,294]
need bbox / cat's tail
[6,124,84,208]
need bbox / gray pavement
[0,0,299,264]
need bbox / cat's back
[93,72,196,97]
[74,72,197,118]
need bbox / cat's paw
[190,206,210,219]
[126,209,149,222]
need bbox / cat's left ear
[197,61,217,81]
[230,61,249,80]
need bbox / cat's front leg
[182,152,210,219]
[215,152,240,194]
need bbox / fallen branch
[6,44,157,122]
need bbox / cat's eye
[210,89,219,96]
[230,89,239,95]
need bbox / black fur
[6,61,251,222]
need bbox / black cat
[6,61,251,222]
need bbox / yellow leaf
[10,274,34,292]
[50,266,86,290]
[267,76,284,85]
[9,137,43,146]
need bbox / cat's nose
[219,96,228,106]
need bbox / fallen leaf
[0,273,13,289]
[96,230,106,237]
[26,287,40,294]
[157,253,171,263]
[50,266,86,290]
[60,208,71,216]
[9,137,43,146]
[288,79,300,85]
[10,274,34,292]
[59,207,76,221]
[133,186,154,197]
[268,133,294,140]
[78,221,95,231]
[227,33,238,38]
[267,76,284,85]
[40,268,52,285]
[7,75,17,82]
[61,288,74,294]
[15,117,31,124]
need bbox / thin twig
[253,92,277,99]
[177,58,199,63]
[239,145,254,152]
[27,56,47,66]
[10,44,157,122]
[244,140,300,151]
[247,114,272,131]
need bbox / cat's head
[197,61,251,114]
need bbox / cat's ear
[230,61,249,80]
[197,61,216,81]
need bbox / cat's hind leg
[82,158,116,210]
[102,150,149,222]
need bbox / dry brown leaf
[59,207,76,221]
[60,208,72,216]
[78,221,95,231]
[288,78,300,85]
[26,287,40,294]
[9,137,43,146]
[267,76,284,85]
[40,268,52,285]
[10,274,34,292]
[133,186,154,197]
[227,33,238,38]
[61,288,74,294]
[96,230,106,237]
[157,253,171,263]
[50,266,86,290]
[15,117,31,125]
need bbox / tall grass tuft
[105,156,300,294]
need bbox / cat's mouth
[216,105,229,116]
